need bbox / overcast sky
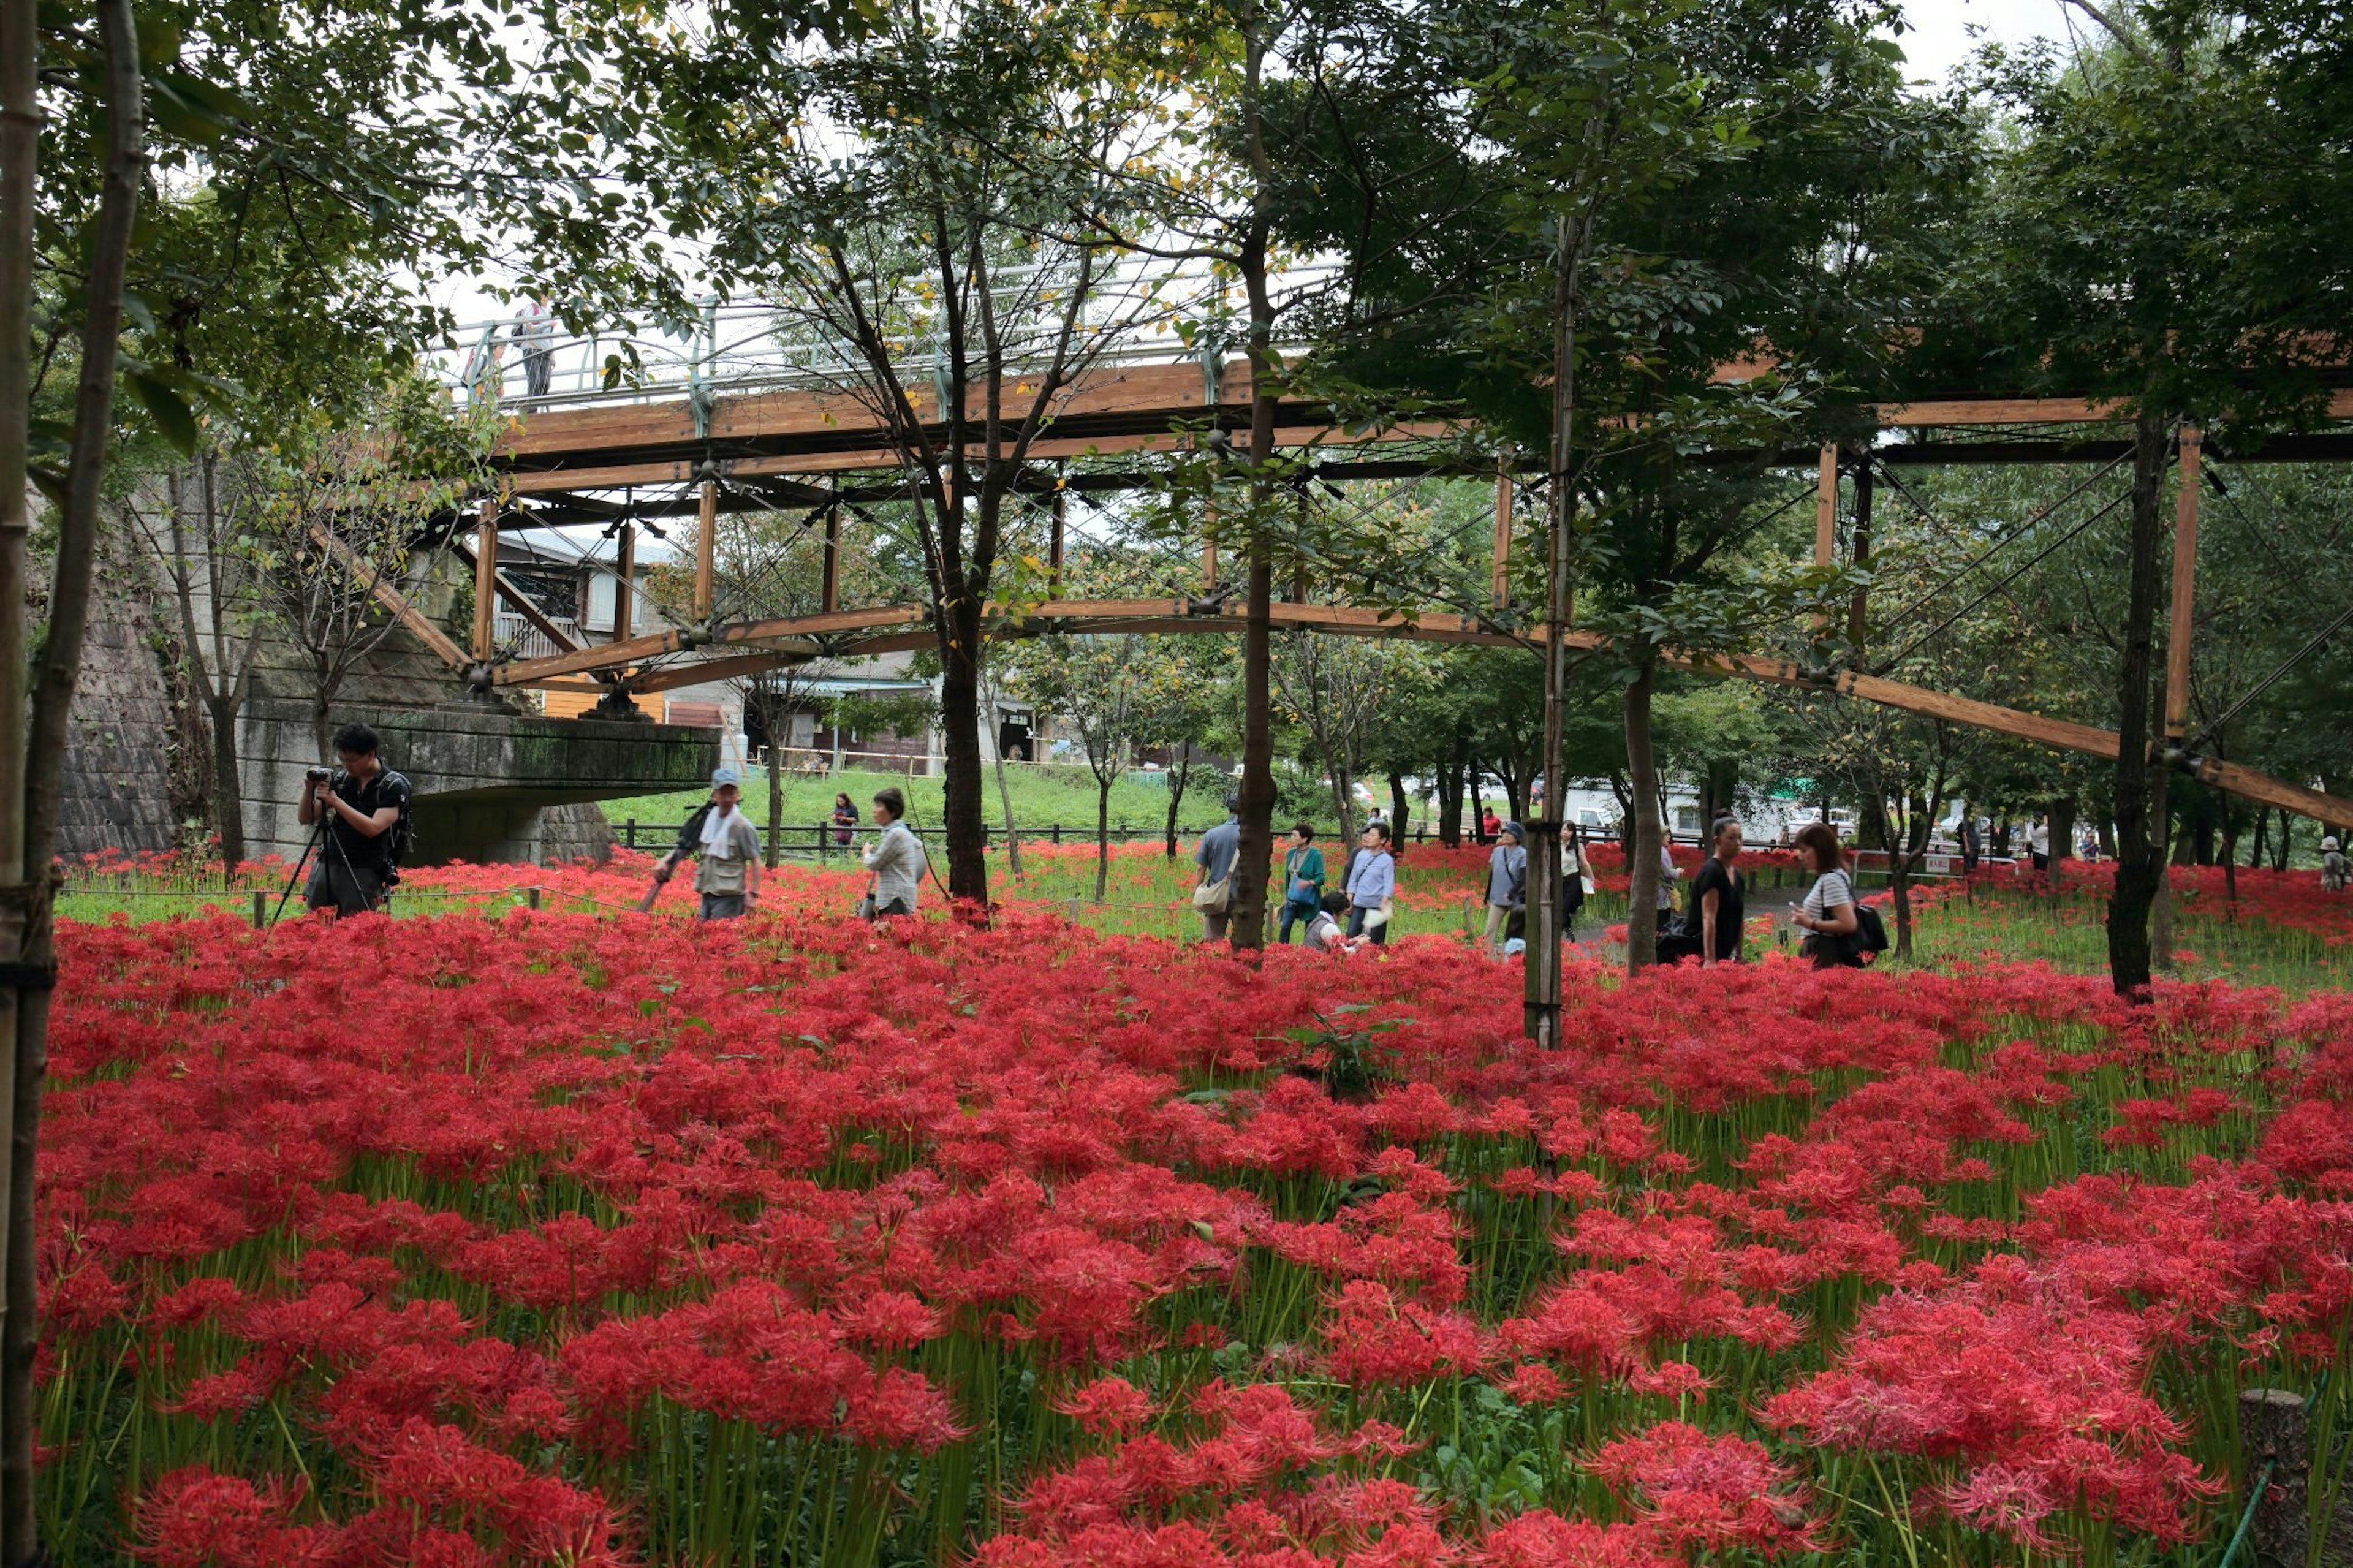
[1893,0,2077,83]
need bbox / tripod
[268,780,377,926]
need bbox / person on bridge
[1483,821,1526,956]
[861,787,926,919]
[689,769,763,920]
[1192,793,1241,942]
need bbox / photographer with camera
[296,722,411,917]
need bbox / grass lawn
[599,762,1245,850]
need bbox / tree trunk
[766,738,783,869]
[2106,409,2171,998]
[1389,769,1409,842]
[2248,806,2269,868]
[1439,730,1466,847]
[936,596,989,908]
[1622,661,1663,975]
[986,689,1022,879]
[1162,746,1190,861]
[2048,797,2076,872]
[1094,776,1112,902]
[312,702,334,764]
[205,693,247,865]
[4,2,143,1555]
[2150,774,2176,970]
[1224,15,1277,953]
[1469,769,1487,841]
[1502,774,1524,825]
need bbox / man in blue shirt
[1193,792,1242,942]
[1343,821,1396,945]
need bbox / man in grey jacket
[1193,792,1241,942]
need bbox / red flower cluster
[32,868,2353,1564]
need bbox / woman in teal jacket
[1279,822,1326,943]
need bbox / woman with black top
[1692,817,1746,964]
[1790,820,1863,968]
[832,792,858,849]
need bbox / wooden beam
[1492,458,1514,608]
[820,501,841,613]
[472,496,498,662]
[1813,445,1838,567]
[493,625,685,684]
[694,475,717,623]
[714,604,928,645]
[308,524,468,670]
[477,585,2353,826]
[2165,427,2202,737]
[614,521,635,643]
[496,421,1458,496]
[629,646,821,694]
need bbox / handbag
[1192,875,1232,913]
[854,890,877,920]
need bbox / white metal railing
[493,609,588,662]
[427,258,1344,416]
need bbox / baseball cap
[712,767,740,789]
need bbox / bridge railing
[425,259,1342,417]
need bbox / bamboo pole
[822,500,842,613]
[2165,428,2202,737]
[1492,456,1514,608]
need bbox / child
[2324,836,2349,893]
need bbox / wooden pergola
[358,357,2353,824]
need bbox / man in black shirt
[1691,816,1746,964]
[297,722,411,917]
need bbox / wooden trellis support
[471,495,498,663]
[694,471,718,623]
[613,520,636,643]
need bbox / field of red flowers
[37,863,2353,1567]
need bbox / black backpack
[377,770,417,879]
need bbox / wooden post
[472,494,498,662]
[1202,483,1218,591]
[821,501,841,614]
[2165,426,2202,738]
[694,474,717,623]
[1813,445,1838,568]
[614,521,636,643]
[1492,456,1514,608]
[1846,458,1873,664]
